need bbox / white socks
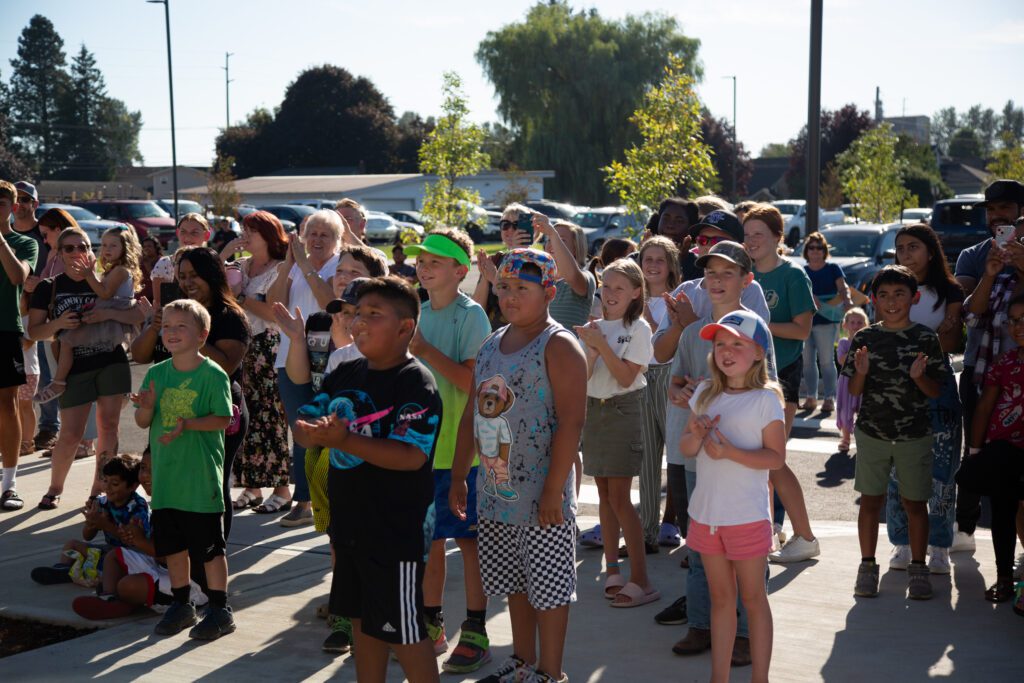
[2,466,15,492]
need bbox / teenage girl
[575,258,660,607]
[35,226,142,404]
[835,307,869,452]
[680,310,786,683]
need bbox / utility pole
[224,52,234,130]
[806,0,823,235]
[724,75,737,201]
[147,0,178,222]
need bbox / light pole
[147,0,178,221]
[723,75,737,201]
[224,52,234,130]
[806,0,823,235]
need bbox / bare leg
[596,478,621,580]
[204,555,228,592]
[454,537,487,612]
[422,539,447,609]
[858,494,884,559]
[0,387,20,473]
[606,477,650,594]
[116,574,154,606]
[101,550,126,596]
[735,556,773,683]
[92,394,125,496]
[47,403,91,498]
[784,402,797,439]
[769,465,815,541]
[392,638,442,683]
[507,594,538,665]
[535,604,570,681]
[18,396,35,451]
[902,498,929,563]
[165,550,190,593]
[703,552,738,683]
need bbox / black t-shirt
[205,303,251,385]
[15,223,47,277]
[305,311,334,392]
[30,274,128,374]
[321,357,440,560]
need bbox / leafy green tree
[758,142,791,159]
[394,111,435,173]
[8,14,69,176]
[604,56,715,218]
[785,104,873,200]
[418,72,489,230]
[701,111,753,201]
[931,107,958,154]
[207,155,240,217]
[999,100,1024,143]
[477,1,700,204]
[837,123,912,223]
[481,122,519,171]
[948,128,982,159]
[95,97,143,171]
[986,132,1024,182]
[215,108,274,178]
[895,135,950,205]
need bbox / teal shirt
[143,357,233,513]
[418,291,491,470]
[0,231,38,333]
[754,258,815,369]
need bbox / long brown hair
[600,257,646,326]
[638,235,681,292]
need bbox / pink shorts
[687,519,772,561]
[17,374,38,402]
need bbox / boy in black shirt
[294,276,441,683]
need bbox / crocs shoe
[658,522,682,548]
[579,525,602,549]
[442,617,491,673]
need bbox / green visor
[405,233,471,267]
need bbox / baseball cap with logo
[497,248,558,288]
[14,181,38,201]
[325,276,371,314]
[694,240,753,273]
[699,309,771,354]
[689,209,744,242]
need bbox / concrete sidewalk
[2,453,1022,682]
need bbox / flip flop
[610,582,661,608]
[604,573,627,599]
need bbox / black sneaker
[322,615,353,654]
[654,595,688,625]
[189,605,236,641]
[154,601,198,636]
[30,563,73,585]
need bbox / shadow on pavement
[815,450,856,488]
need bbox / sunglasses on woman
[61,244,90,253]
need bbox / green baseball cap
[405,233,471,267]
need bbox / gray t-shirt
[654,278,770,339]
[665,307,778,471]
[549,271,596,331]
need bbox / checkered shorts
[478,517,577,610]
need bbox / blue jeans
[685,469,749,637]
[801,322,839,401]
[886,357,962,548]
[277,370,314,502]
[37,344,59,432]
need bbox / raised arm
[534,215,589,296]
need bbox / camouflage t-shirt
[840,322,947,441]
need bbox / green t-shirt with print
[753,258,815,369]
[0,231,38,333]
[143,357,233,513]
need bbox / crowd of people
[1,175,1023,683]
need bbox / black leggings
[955,367,982,534]
[956,440,1024,576]
[221,382,249,541]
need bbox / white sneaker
[888,545,911,571]
[1013,553,1024,580]
[927,546,951,575]
[768,534,820,563]
[950,524,975,554]
[772,523,787,552]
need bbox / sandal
[837,438,850,453]
[1,489,25,511]
[604,573,627,599]
[579,524,602,548]
[75,443,94,460]
[985,577,1015,603]
[232,491,263,510]
[610,582,661,608]
[20,441,34,456]
[38,493,61,510]
[254,493,293,514]
[33,380,67,405]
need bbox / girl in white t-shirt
[680,310,786,683]
[575,258,659,608]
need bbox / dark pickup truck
[929,196,989,267]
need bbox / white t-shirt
[586,317,653,399]
[324,343,363,375]
[909,285,946,332]
[150,255,175,282]
[687,384,785,526]
[655,278,770,337]
[21,316,39,376]
[274,255,340,368]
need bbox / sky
[2,0,1022,171]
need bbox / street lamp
[147,0,178,222]
[723,75,737,201]
[224,52,234,131]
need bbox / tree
[207,155,240,217]
[961,105,998,157]
[785,104,873,199]
[701,112,753,200]
[999,100,1024,144]
[480,122,520,171]
[895,134,950,205]
[418,72,489,230]
[394,111,435,173]
[95,97,143,170]
[948,128,982,160]
[931,107,958,154]
[477,1,700,204]
[215,108,274,179]
[837,123,912,223]
[759,142,791,159]
[0,111,31,180]
[819,162,843,209]
[986,132,1024,182]
[603,56,715,219]
[8,14,69,176]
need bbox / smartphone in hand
[516,212,534,244]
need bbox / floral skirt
[234,330,291,488]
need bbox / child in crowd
[680,310,786,683]
[575,258,658,607]
[404,229,493,672]
[293,276,442,683]
[35,225,142,404]
[133,299,235,640]
[957,294,1024,606]
[151,213,210,308]
[17,321,38,456]
[835,307,869,452]
[450,249,587,683]
[841,266,946,600]
[389,243,417,283]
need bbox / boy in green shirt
[134,299,235,640]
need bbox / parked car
[257,204,319,231]
[524,200,579,221]
[900,208,932,224]
[772,200,846,247]
[74,199,176,245]
[364,212,401,243]
[929,195,988,267]
[156,199,206,219]
[286,198,338,210]
[574,207,649,255]
[388,210,425,226]
[35,203,127,248]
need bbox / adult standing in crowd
[799,232,851,413]
[27,228,139,509]
[266,209,343,527]
[471,203,533,330]
[649,198,699,280]
[138,236,163,303]
[952,179,1024,552]
[335,198,369,246]
[220,211,291,513]
[743,203,821,563]
[0,180,38,510]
